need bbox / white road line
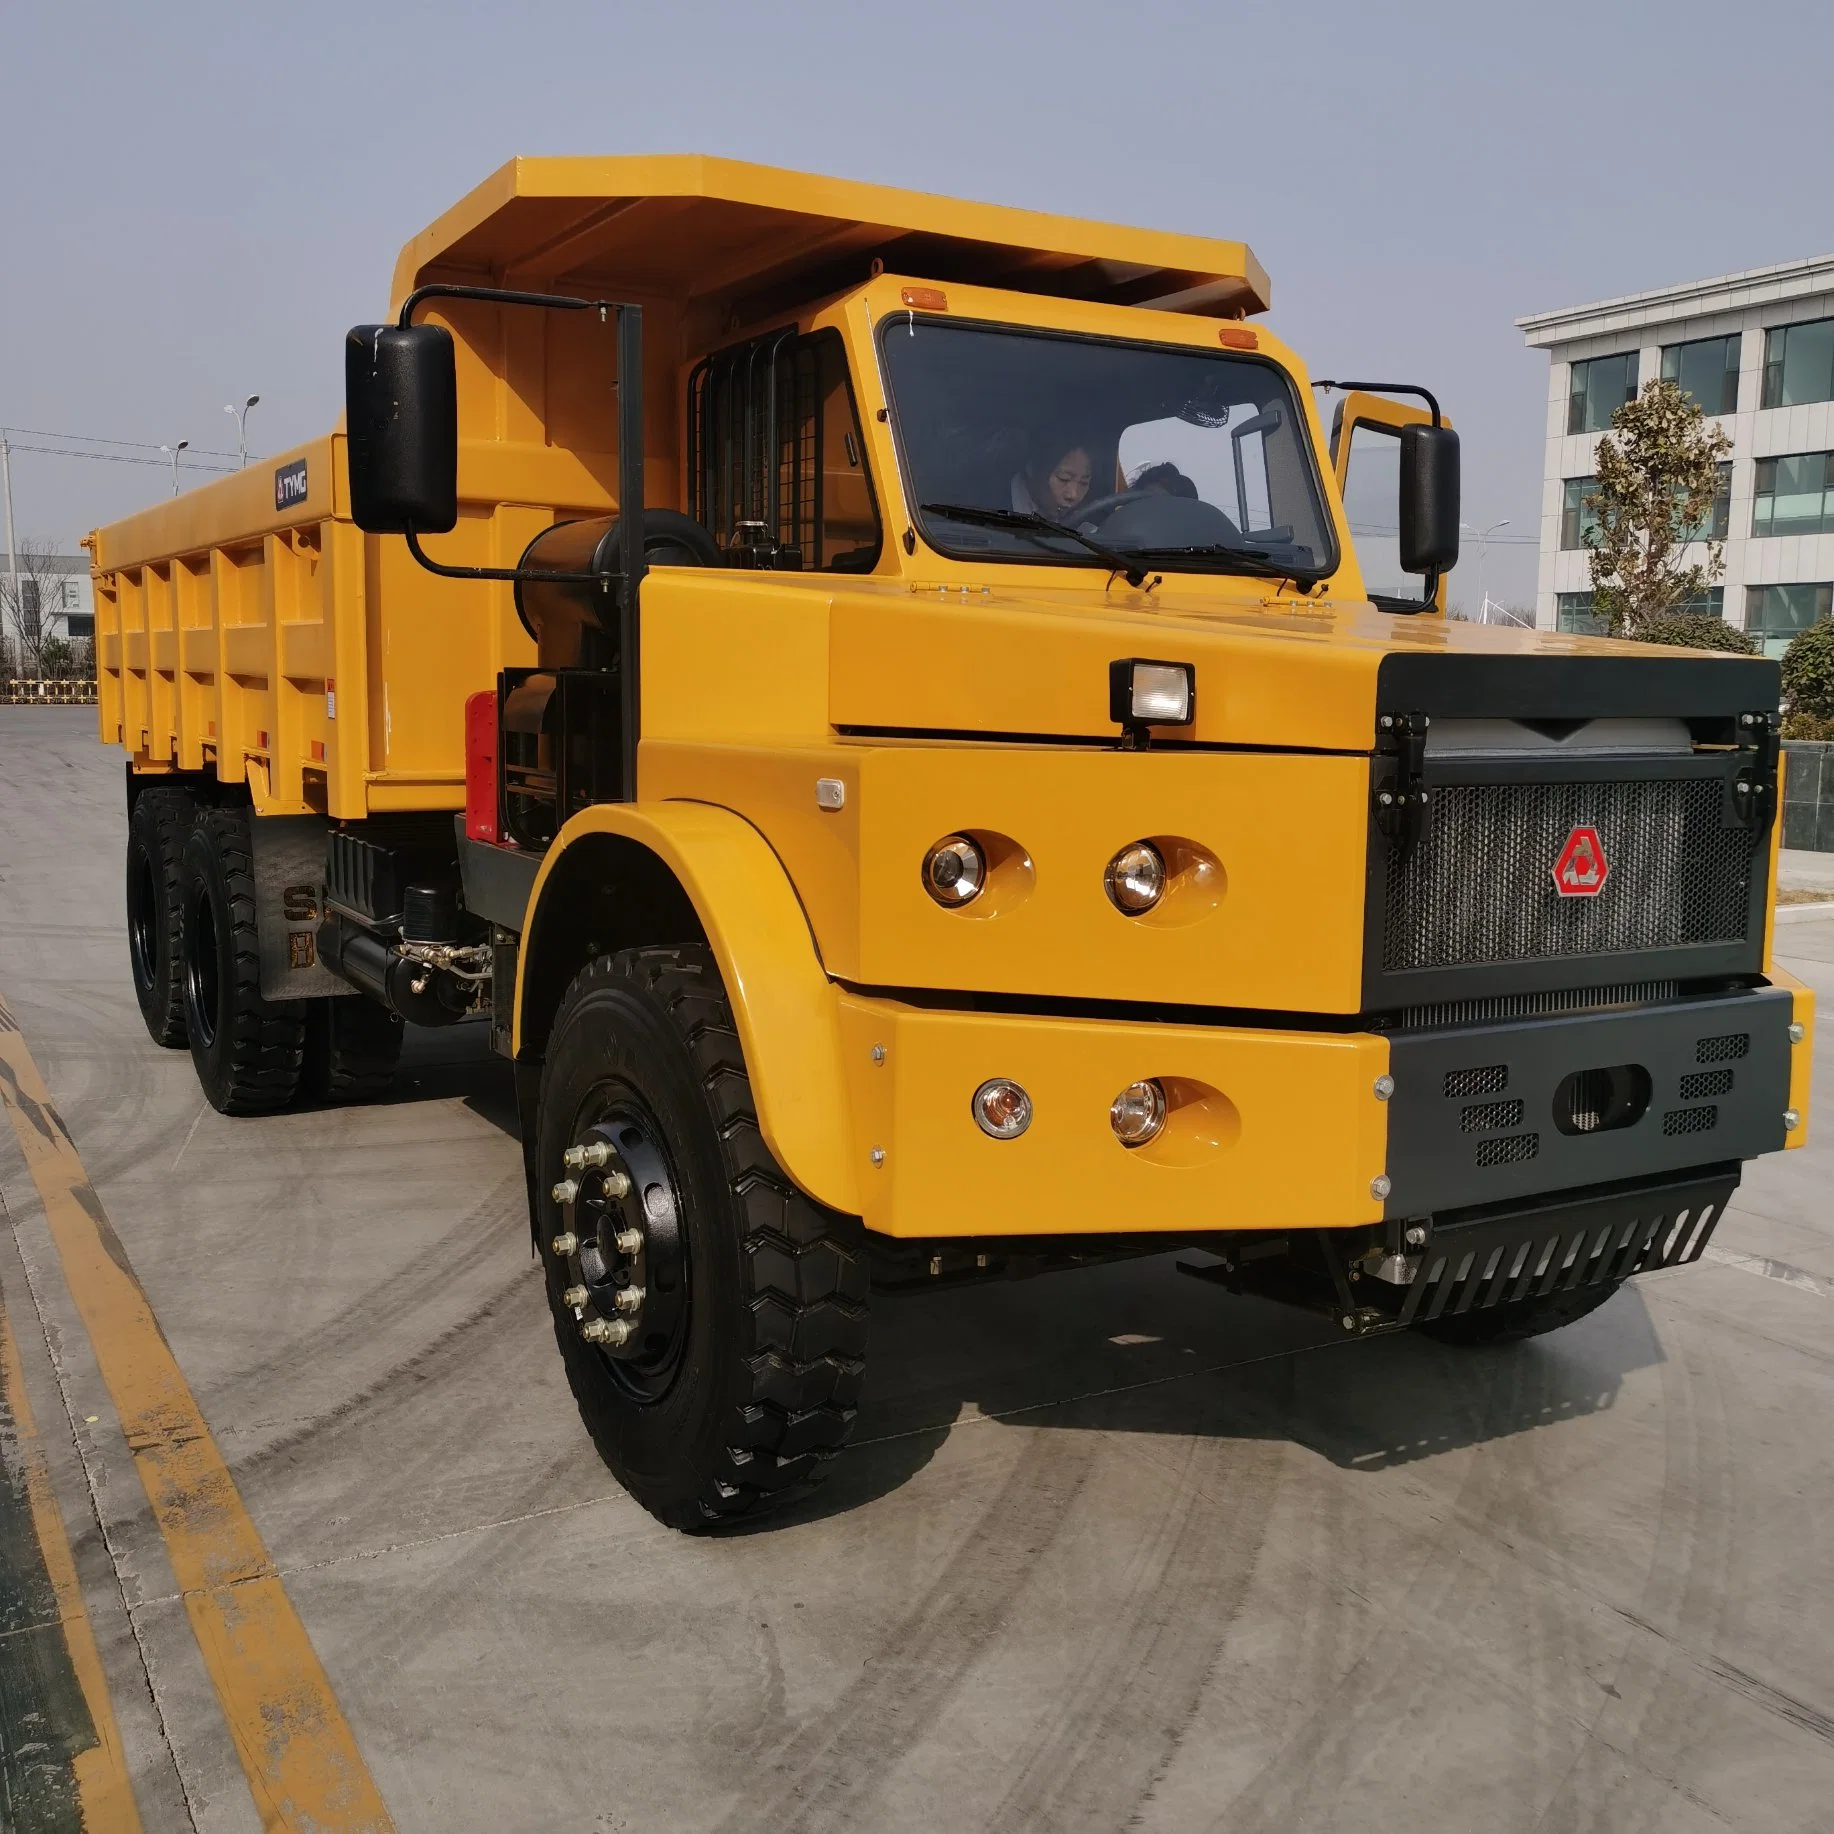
[1703,1245,1834,1301]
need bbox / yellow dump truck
[93,157,1815,1529]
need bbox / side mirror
[344,324,457,534]
[1399,424,1460,576]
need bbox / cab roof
[389,154,1270,322]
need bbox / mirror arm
[1313,380,1443,427]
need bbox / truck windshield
[880,318,1334,581]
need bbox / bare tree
[0,539,82,679]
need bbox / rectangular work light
[1109,658,1196,729]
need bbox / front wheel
[126,787,194,1047]
[538,946,869,1531]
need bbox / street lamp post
[1460,519,1511,619]
[224,396,259,469]
[160,440,190,497]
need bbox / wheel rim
[127,845,159,994]
[185,883,221,1049]
[552,1088,690,1403]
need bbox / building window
[1555,591,1607,634]
[65,614,95,642]
[1745,582,1833,656]
[1762,318,1834,410]
[1567,352,1639,434]
[1661,335,1740,416]
[1675,587,1725,618]
[1559,476,1599,549]
[1753,451,1834,538]
[1682,462,1733,543]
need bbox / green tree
[1633,612,1754,655]
[1781,617,1834,738]
[1586,378,1732,635]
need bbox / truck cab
[93,158,1815,1530]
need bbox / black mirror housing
[1399,424,1460,576]
[344,324,458,534]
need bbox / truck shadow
[767,1254,1670,1530]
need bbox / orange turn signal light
[1218,327,1258,350]
[900,286,949,311]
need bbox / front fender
[516,801,861,1215]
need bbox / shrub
[1631,614,1756,655]
[1781,618,1834,724]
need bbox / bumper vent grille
[1461,1100,1523,1133]
[1697,1032,1750,1063]
[1445,1064,1507,1098]
[1476,1134,1540,1168]
[1382,777,1757,973]
[1663,1106,1719,1136]
[1679,1068,1734,1100]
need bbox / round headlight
[972,1078,1033,1139]
[923,834,986,906]
[1110,1078,1167,1146]
[1105,841,1166,915]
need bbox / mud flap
[249,815,343,999]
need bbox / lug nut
[613,1225,643,1256]
[601,1170,632,1200]
[581,1317,633,1347]
[562,1284,590,1310]
[550,1232,578,1256]
[613,1285,645,1313]
[551,1178,579,1205]
[564,1141,618,1171]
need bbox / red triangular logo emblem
[1552,825,1609,897]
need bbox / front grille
[1383,777,1757,973]
[1402,980,1682,1032]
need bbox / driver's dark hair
[1130,461,1198,499]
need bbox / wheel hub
[550,1110,687,1395]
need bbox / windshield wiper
[1112,543,1314,582]
[919,502,1154,588]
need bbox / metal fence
[0,677,98,705]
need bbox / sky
[3,0,1832,609]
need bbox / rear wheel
[125,787,194,1047]
[1418,1280,1623,1346]
[180,807,307,1114]
[304,996,403,1102]
[539,945,869,1531]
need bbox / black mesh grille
[1679,1068,1734,1100]
[1476,1134,1540,1167]
[1445,1065,1508,1097]
[1663,1106,1719,1136]
[1461,1100,1524,1133]
[1696,1032,1749,1063]
[1403,981,1681,1032]
[1382,777,1756,972]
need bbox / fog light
[973,1078,1032,1139]
[923,834,985,906]
[1105,841,1166,914]
[1110,658,1195,727]
[1110,1079,1167,1146]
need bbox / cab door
[1329,390,1454,615]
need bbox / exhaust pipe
[317,912,470,1027]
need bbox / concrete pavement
[3,704,1833,1834]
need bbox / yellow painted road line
[0,1285,146,1832]
[0,993,395,1834]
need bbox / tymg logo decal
[1552,825,1609,898]
[274,458,309,512]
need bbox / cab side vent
[1663,1106,1719,1137]
[1696,1033,1749,1063]
[1445,1064,1508,1098]
[1679,1068,1734,1100]
[1476,1134,1540,1168]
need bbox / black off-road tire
[1418,1279,1623,1347]
[179,808,307,1114]
[304,996,404,1103]
[539,945,869,1532]
[125,786,195,1047]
